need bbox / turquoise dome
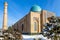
[30,5,41,12]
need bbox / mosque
[12,5,55,34]
[1,1,56,40]
[2,1,55,34]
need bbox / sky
[0,0,60,28]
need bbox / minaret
[2,2,8,31]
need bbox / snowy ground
[22,34,51,40]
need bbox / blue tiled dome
[30,5,41,12]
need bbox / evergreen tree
[42,16,60,40]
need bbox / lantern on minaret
[2,2,8,31]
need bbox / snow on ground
[22,34,51,40]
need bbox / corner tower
[2,2,8,30]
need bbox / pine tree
[42,16,60,40]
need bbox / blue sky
[0,0,60,28]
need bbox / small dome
[30,5,41,12]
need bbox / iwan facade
[13,5,55,34]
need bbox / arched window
[22,24,24,31]
[34,22,37,31]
